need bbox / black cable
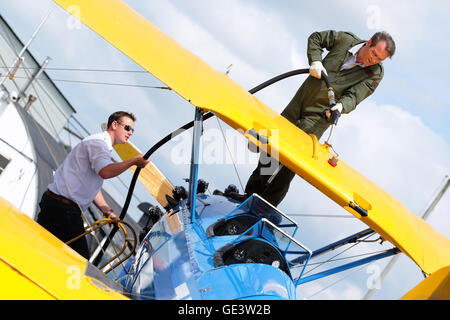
[0,65,147,73]
[248,68,309,94]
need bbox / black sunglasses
[117,122,135,133]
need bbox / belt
[45,189,78,208]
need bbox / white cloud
[298,274,365,300]
[280,98,449,299]
[338,100,450,213]
[132,0,450,299]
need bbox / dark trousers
[245,114,328,207]
[245,153,296,207]
[37,192,89,259]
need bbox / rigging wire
[18,166,39,212]
[70,114,92,136]
[215,117,245,192]
[0,54,21,92]
[294,233,389,299]
[21,66,60,138]
[0,65,148,73]
[288,213,354,219]
[298,248,390,268]
[0,74,171,90]
[305,264,368,300]
[302,231,379,277]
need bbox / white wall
[0,100,38,218]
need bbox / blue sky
[0,0,449,300]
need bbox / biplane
[0,0,449,300]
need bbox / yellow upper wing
[53,0,450,275]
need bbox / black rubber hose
[126,68,318,218]
[248,68,309,94]
[321,70,332,88]
[95,68,322,265]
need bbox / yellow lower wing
[113,142,174,208]
[53,0,450,276]
[0,197,128,299]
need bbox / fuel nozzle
[327,87,336,106]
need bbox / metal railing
[66,218,137,274]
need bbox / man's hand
[105,210,119,221]
[96,201,120,226]
[102,208,120,227]
[323,103,343,125]
[331,102,343,113]
[310,61,328,79]
[99,153,150,179]
[133,153,150,168]
[98,205,119,220]
[94,191,120,223]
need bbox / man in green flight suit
[245,30,396,207]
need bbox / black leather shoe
[226,192,250,203]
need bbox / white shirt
[48,131,113,211]
[340,43,365,70]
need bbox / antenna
[0,8,53,86]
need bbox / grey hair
[370,31,396,58]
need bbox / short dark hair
[370,31,396,58]
[107,111,136,128]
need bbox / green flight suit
[245,30,384,207]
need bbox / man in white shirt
[37,111,149,258]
